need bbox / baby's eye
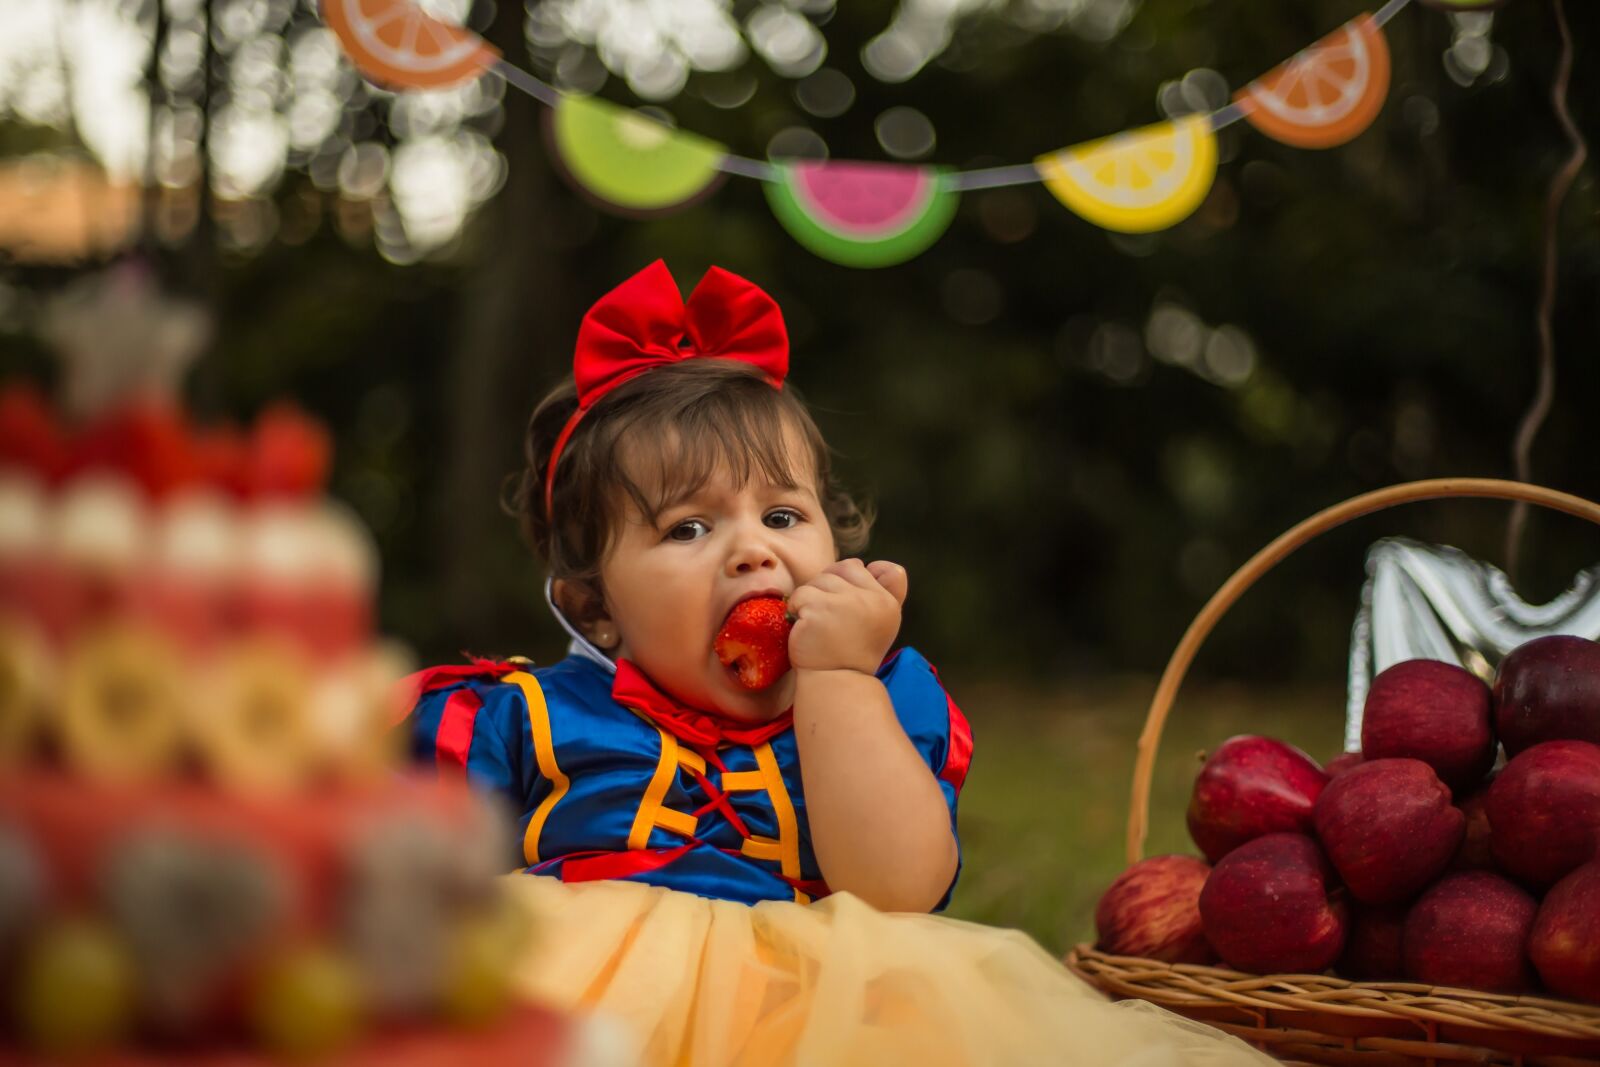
[764,508,803,529]
[666,518,709,542]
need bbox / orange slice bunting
[1237,14,1390,150]
[320,0,498,91]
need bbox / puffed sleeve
[406,675,539,819]
[877,647,974,910]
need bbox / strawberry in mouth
[714,597,793,690]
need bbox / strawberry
[249,403,331,499]
[0,382,68,482]
[714,596,793,690]
[192,423,252,499]
[67,397,195,499]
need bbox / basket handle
[1126,477,1600,865]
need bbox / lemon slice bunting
[1035,116,1218,233]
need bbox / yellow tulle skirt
[503,875,1275,1067]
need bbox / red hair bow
[544,260,789,516]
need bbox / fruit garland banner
[321,0,1428,264]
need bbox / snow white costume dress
[401,261,1274,1067]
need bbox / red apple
[1529,860,1600,1004]
[1325,752,1365,778]
[1449,780,1496,872]
[1361,659,1495,792]
[1094,855,1216,964]
[1187,736,1329,863]
[1403,871,1537,993]
[1198,833,1347,974]
[1487,740,1600,889]
[1494,635,1600,757]
[1312,759,1464,905]
[1337,903,1407,981]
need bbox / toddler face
[597,425,836,721]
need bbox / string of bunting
[319,0,1499,268]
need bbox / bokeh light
[747,6,825,78]
[533,0,747,98]
[766,126,827,161]
[874,105,936,160]
[0,0,510,259]
[794,68,853,119]
[1444,11,1506,87]
[1145,300,1258,390]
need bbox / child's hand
[788,559,907,675]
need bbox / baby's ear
[553,577,610,626]
[554,578,620,650]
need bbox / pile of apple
[1094,634,1600,1005]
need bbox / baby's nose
[725,531,778,575]
[728,550,777,575]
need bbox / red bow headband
[543,260,789,517]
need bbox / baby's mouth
[713,596,793,690]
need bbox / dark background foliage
[3,0,1596,691]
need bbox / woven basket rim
[1067,944,1600,1041]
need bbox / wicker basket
[1063,478,1600,1066]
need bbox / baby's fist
[866,560,908,606]
[787,559,906,675]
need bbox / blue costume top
[407,648,972,908]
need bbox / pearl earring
[592,625,615,648]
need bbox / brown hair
[504,359,872,626]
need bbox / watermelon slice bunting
[764,161,958,269]
[548,94,728,216]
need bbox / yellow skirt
[504,875,1274,1067]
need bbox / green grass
[942,675,1347,954]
